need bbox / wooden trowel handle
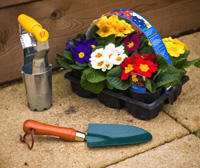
[23,120,77,141]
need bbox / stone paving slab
[163,32,200,132]
[0,70,189,168]
[108,135,200,168]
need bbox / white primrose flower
[90,43,128,71]
[101,61,113,72]
[116,45,125,54]
[103,49,118,62]
[105,43,125,55]
[111,53,128,65]
[105,43,115,50]
[90,48,104,59]
[91,60,106,70]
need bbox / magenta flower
[123,31,140,55]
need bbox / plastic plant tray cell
[98,89,126,109]
[121,92,167,120]
[64,72,97,98]
[164,75,189,105]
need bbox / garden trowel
[22,120,152,148]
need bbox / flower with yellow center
[78,52,85,58]
[125,64,134,73]
[96,16,133,37]
[173,39,189,50]
[148,37,189,57]
[127,42,134,48]
[116,57,122,62]
[139,64,149,72]
[115,20,133,37]
[97,61,104,67]
[165,42,185,57]
[91,44,96,48]
[95,53,103,58]
[96,16,115,37]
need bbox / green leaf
[182,58,200,68]
[195,59,200,67]
[131,49,138,57]
[70,64,85,70]
[57,50,73,62]
[139,45,155,54]
[116,37,125,45]
[121,43,129,55]
[145,78,157,93]
[56,53,65,58]
[154,65,181,87]
[56,58,71,69]
[107,66,131,90]
[170,50,189,67]
[63,50,73,61]
[96,34,116,46]
[84,68,106,83]
[80,72,106,94]
[75,61,88,68]
[177,68,186,79]
[152,68,163,81]
[106,81,114,90]
[92,46,104,52]
[156,54,170,71]
[139,35,148,49]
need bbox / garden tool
[18,14,52,111]
[20,119,152,149]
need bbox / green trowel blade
[85,124,152,147]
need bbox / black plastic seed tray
[65,72,97,98]
[65,71,189,120]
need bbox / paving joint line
[162,109,200,137]
[104,132,189,168]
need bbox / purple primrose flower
[68,34,98,64]
[123,31,141,55]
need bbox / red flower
[134,53,157,63]
[120,57,137,80]
[133,56,158,78]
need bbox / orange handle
[23,120,77,141]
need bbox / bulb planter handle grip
[23,120,77,141]
[18,14,49,42]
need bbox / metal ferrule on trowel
[18,14,52,111]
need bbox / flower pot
[97,89,126,109]
[65,72,97,98]
[125,94,166,120]
[164,75,189,104]
[126,87,164,104]
[71,68,83,80]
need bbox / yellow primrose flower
[165,42,185,57]
[147,37,189,57]
[162,37,174,43]
[115,20,133,37]
[96,16,115,37]
[96,15,133,37]
[162,37,189,57]
[173,39,189,50]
